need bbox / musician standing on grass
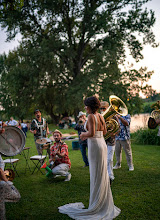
[30,109,49,155]
[74,111,89,167]
[49,129,71,182]
[113,114,134,171]
[100,101,119,185]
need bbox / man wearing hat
[49,129,71,181]
[100,101,109,114]
[30,109,49,155]
[74,111,89,167]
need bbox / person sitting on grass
[48,129,71,181]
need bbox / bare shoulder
[88,114,94,120]
[87,114,95,124]
[98,113,104,121]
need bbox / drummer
[30,109,50,156]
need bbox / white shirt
[21,123,27,128]
[8,120,18,126]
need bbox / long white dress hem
[58,115,121,220]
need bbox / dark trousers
[79,143,89,166]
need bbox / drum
[36,138,52,145]
[0,126,26,156]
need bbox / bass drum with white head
[0,126,26,156]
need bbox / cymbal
[36,138,48,145]
[49,136,54,141]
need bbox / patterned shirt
[74,123,87,145]
[115,114,131,140]
[30,118,47,139]
[50,142,71,168]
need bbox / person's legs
[114,140,122,168]
[79,143,89,166]
[122,140,134,170]
[107,145,115,180]
[52,163,71,181]
[35,142,43,155]
[22,127,27,136]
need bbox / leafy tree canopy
[0,0,158,121]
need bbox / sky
[0,0,160,94]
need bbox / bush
[131,128,160,145]
[142,103,152,114]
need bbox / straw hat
[52,129,62,137]
[77,111,86,118]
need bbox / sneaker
[64,173,71,182]
[113,164,121,169]
[129,165,134,171]
[53,175,61,178]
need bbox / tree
[0,0,157,120]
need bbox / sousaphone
[102,95,128,139]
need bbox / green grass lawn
[3,126,160,220]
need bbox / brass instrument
[148,100,160,129]
[151,109,160,120]
[102,95,128,139]
[4,169,15,181]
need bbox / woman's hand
[80,132,87,141]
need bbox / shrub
[131,128,160,145]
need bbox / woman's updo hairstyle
[84,96,101,114]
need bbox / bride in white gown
[59,96,121,219]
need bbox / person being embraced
[49,129,71,182]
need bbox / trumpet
[4,169,15,181]
[102,95,128,139]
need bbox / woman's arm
[80,114,95,140]
[99,114,107,136]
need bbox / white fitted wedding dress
[58,114,121,219]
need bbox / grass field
[3,126,160,220]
